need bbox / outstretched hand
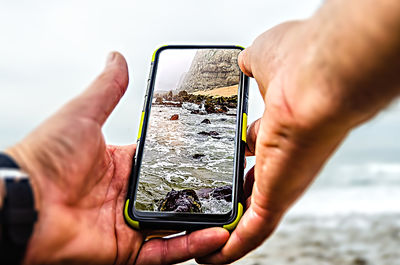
[198,19,387,264]
[6,52,229,264]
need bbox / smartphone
[124,45,249,231]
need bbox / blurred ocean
[243,157,400,217]
[290,161,400,216]
[238,79,400,218]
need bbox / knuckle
[186,233,194,257]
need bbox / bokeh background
[1,1,400,264]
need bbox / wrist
[4,146,42,212]
[0,153,38,264]
[299,6,400,128]
[287,19,368,131]
[2,148,50,264]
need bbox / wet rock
[216,106,228,113]
[158,189,202,213]
[353,257,368,265]
[228,95,238,102]
[198,131,219,136]
[196,188,213,199]
[198,131,209,136]
[170,114,179,120]
[216,97,226,105]
[196,185,232,202]
[165,91,173,101]
[178,90,189,98]
[201,119,211,124]
[212,136,222,140]
[228,102,237,108]
[191,109,200,114]
[210,185,232,202]
[204,102,228,114]
[205,103,217,114]
[193,154,205,159]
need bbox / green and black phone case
[124,45,249,231]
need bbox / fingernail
[106,52,116,66]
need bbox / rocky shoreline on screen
[154,90,237,114]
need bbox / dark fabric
[0,153,37,264]
[0,153,20,169]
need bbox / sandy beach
[192,85,239,97]
[181,213,400,265]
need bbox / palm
[20,102,141,264]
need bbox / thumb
[238,48,253,77]
[64,52,129,125]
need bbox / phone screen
[135,48,241,215]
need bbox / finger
[238,49,254,77]
[245,119,261,156]
[135,228,229,265]
[112,143,143,264]
[109,144,137,158]
[65,51,129,125]
[197,195,283,264]
[142,230,180,239]
[243,166,255,204]
[106,144,137,186]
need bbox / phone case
[124,45,249,231]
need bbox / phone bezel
[126,45,248,229]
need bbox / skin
[5,52,230,264]
[198,0,400,263]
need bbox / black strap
[0,153,19,169]
[0,153,37,264]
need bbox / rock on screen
[135,48,241,214]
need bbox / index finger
[245,119,261,156]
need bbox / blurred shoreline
[181,213,400,265]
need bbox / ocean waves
[136,105,236,213]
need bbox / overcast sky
[1,0,400,171]
[155,49,196,92]
[0,0,325,147]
